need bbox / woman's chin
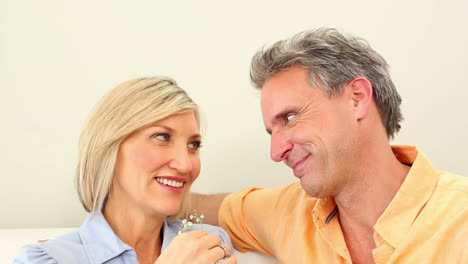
[151,204,181,218]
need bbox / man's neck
[334,144,410,264]
[335,144,409,229]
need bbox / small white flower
[178,211,205,235]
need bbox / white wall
[1,0,467,228]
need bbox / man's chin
[300,180,326,198]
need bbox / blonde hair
[75,76,199,218]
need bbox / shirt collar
[79,213,134,264]
[79,213,183,264]
[374,145,440,247]
[161,220,180,251]
[312,197,338,228]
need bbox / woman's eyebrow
[190,133,202,139]
[151,125,201,139]
[150,125,174,132]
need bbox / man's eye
[285,113,296,123]
[188,141,202,150]
[154,133,170,141]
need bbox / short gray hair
[250,28,403,139]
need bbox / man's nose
[168,146,193,174]
[270,130,293,162]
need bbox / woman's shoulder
[15,243,57,264]
[195,223,232,244]
[14,230,89,264]
[167,220,232,245]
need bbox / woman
[15,77,236,264]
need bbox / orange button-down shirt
[219,146,468,263]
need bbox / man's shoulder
[431,172,468,215]
[233,181,318,202]
[242,181,311,195]
[222,181,319,222]
[437,171,468,195]
[394,172,467,262]
[241,181,320,215]
[418,171,467,224]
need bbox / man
[193,28,467,263]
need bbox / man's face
[261,66,355,198]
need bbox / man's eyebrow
[265,107,297,135]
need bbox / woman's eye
[154,133,170,141]
[188,141,202,150]
[285,113,296,123]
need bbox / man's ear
[348,77,373,121]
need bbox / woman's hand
[156,230,237,264]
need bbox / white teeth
[156,178,184,188]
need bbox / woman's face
[111,111,201,217]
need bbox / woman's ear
[348,77,373,121]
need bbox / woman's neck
[103,194,165,264]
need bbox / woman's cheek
[132,147,163,172]
[191,157,201,181]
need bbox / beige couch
[1,228,277,263]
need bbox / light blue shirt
[14,213,233,264]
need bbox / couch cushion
[1,228,277,263]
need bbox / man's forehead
[260,85,297,128]
[260,77,305,112]
[260,85,282,116]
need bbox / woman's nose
[168,146,193,174]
